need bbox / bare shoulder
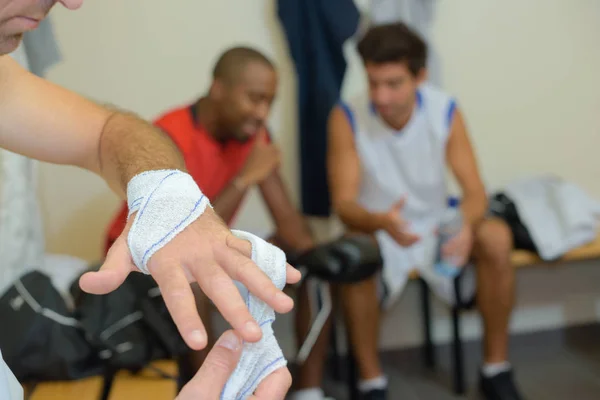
[327,104,355,147]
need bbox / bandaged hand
[79,169,301,350]
[176,330,291,400]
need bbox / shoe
[479,369,525,400]
[360,388,387,400]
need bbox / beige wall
[36,0,600,347]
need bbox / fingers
[194,255,263,343]
[227,234,300,305]
[393,231,421,247]
[79,235,134,295]
[286,263,302,284]
[149,259,208,350]
[391,196,407,212]
[441,236,460,257]
[250,367,292,400]
[226,234,253,257]
[214,241,294,315]
[176,330,242,400]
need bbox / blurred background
[34,0,600,352]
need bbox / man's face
[0,0,82,55]
[216,61,277,142]
[365,61,425,121]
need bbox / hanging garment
[277,0,360,216]
[368,0,443,87]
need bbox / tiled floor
[313,323,600,399]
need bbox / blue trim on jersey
[339,101,356,135]
[446,99,457,129]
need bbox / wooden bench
[419,234,600,395]
[23,360,178,400]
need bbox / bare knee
[473,218,513,272]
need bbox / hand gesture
[376,198,421,247]
[79,207,301,350]
[239,131,280,186]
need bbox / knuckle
[205,274,232,295]
[163,288,188,302]
[206,353,234,375]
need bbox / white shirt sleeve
[0,350,23,400]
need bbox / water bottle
[434,197,463,278]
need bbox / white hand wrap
[126,169,211,274]
[221,230,287,400]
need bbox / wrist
[232,174,252,191]
[372,212,389,231]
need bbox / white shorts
[376,230,477,309]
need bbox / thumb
[79,233,135,295]
[177,330,243,400]
[391,197,406,213]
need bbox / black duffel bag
[488,192,538,253]
[70,271,188,373]
[0,271,102,381]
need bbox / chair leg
[419,277,435,368]
[347,346,360,400]
[330,316,343,382]
[452,275,466,395]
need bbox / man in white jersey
[292,23,524,400]
[0,1,295,398]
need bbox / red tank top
[103,104,264,255]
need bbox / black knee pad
[295,235,382,283]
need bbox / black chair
[420,270,476,395]
[293,235,382,400]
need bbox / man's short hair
[212,46,275,83]
[357,22,427,76]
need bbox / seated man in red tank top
[104,46,315,378]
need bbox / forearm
[273,214,315,253]
[335,200,384,234]
[0,58,186,199]
[213,177,248,223]
[99,111,186,197]
[460,192,488,228]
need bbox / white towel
[221,230,287,400]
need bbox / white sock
[288,388,326,400]
[359,376,388,393]
[482,361,511,377]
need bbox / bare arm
[259,170,314,253]
[0,56,184,198]
[446,108,487,227]
[328,105,384,233]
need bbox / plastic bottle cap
[447,197,460,208]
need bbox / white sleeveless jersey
[341,83,457,306]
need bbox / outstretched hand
[377,197,421,247]
[79,207,301,349]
